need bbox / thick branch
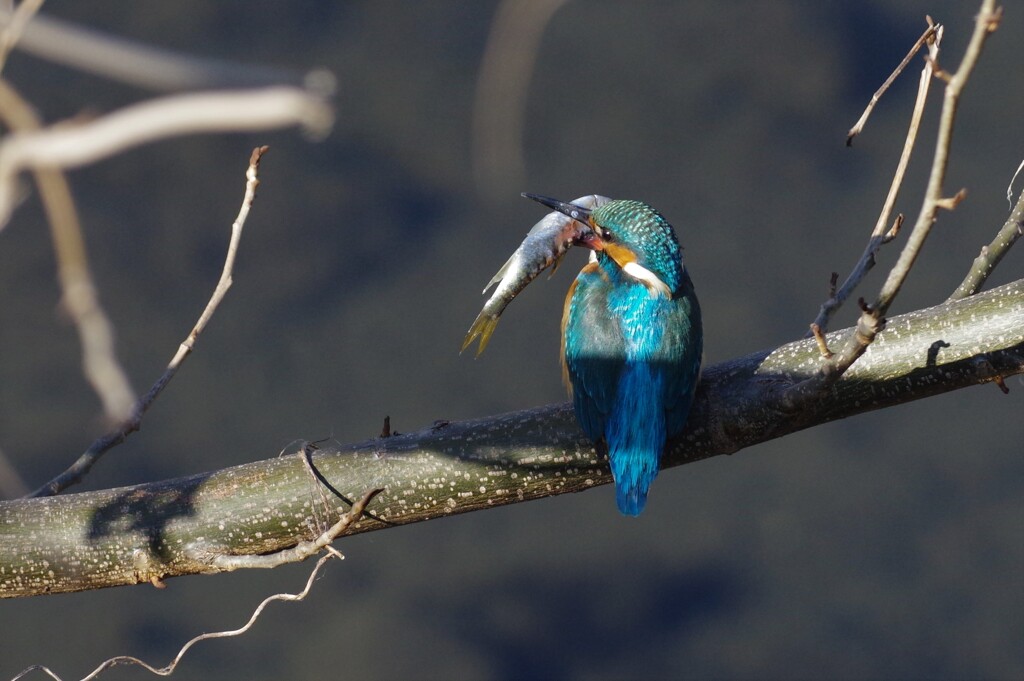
[1,279,1021,598]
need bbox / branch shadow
[87,472,210,564]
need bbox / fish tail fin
[460,312,499,357]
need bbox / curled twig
[13,488,380,680]
[1008,158,1024,207]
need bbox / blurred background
[1,1,1021,679]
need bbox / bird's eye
[600,228,613,241]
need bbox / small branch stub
[810,323,834,359]
[935,188,967,211]
[884,213,904,243]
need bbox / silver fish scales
[461,194,611,356]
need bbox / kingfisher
[524,194,702,516]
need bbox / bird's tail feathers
[609,443,660,517]
[615,481,648,516]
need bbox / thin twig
[296,439,336,537]
[296,441,397,528]
[846,21,938,146]
[1008,158,1024,207]
[11,489,380,681]
[869,3,997,314]
[810,23,941,335]
[948,180,1024,300]
[0,86,331,228]
[0,79,138,423]
[27,146,269,497]
[788,0,1000,407]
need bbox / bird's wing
[561,263,624,442]
[660,272,703,437]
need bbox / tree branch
[788,0,1000,405]
[1,278,1020,598]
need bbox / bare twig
[0,79,138,423]
[788,0,1000,406]
[11,490,380,681]
[0,86,331,228]
[810,23,941,335]
[948,181,1024,300]
[846,20,939,145]
[1009,158,1024,207]
[0,0,44,72]
[28,146,269,497]
[0,6,318,92]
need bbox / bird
[524,194,703,516]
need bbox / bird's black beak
[522,193,593,226]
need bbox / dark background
[1,2,1022,679]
